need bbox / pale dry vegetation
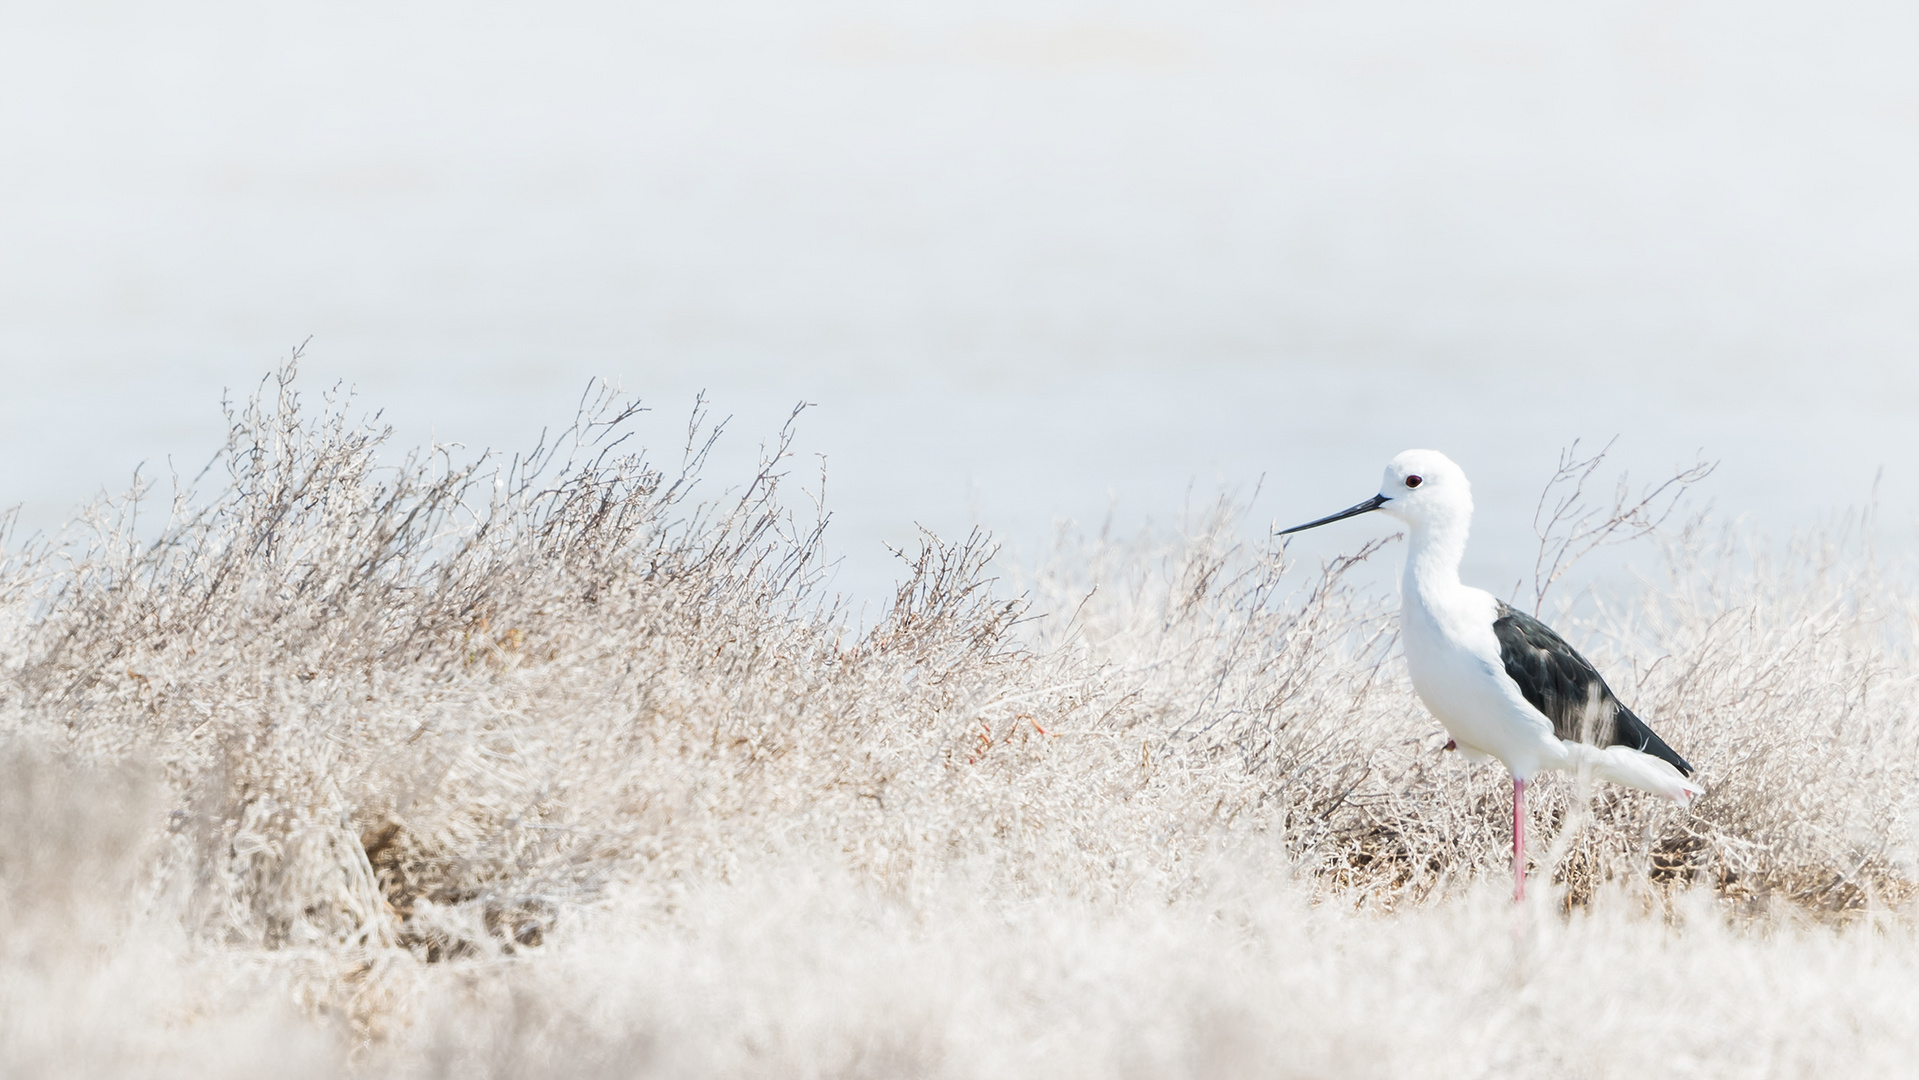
[2,365,1916,1077]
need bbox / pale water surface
[3,0,1917,606]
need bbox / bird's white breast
[1399,580,1564,778]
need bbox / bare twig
[1530,438,1716,614]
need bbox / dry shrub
[0,362,1914,1074]
[0,745,341,1078]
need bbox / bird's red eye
[1405,475,1423,488]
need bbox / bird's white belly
[1400,587,1564,778]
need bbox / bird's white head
[1376,449,1472,531]
[1279,448,1473,538]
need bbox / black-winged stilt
[1280,450,1701,900]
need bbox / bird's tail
[1562,742,1704,806]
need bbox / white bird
[1281,449,1702,900]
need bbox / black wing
[1491,601,1692,776]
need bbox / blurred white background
[2,0,1916,606]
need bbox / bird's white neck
[1400,515,1471,603]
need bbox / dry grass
[2,363,1916,1077]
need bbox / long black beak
[1279,493,1390,535]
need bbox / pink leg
[1512,777,1527,902]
